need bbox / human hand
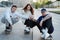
[29,15,34,20]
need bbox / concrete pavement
[0,8,60,40]
[0,20,33,40]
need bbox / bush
[34,2,40,9]
[45,1,52,5]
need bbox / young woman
[21,4,34,33]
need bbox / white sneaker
[41,33,45,38]
[45,32,50,39]
[41,29,46,38]
[44,28,50,39]
[24,27,30,32]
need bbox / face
[41,11,46,16]
[27,5,31,10]
[11,7,17,13]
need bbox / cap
[41,8,46,13]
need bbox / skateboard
[24,30,30,34]
[40,35,53,40]
[5,29,12,34]
[5,26,12,34]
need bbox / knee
[48,27,54,34]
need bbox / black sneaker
[5,26,12,32]
[24,29,30,34]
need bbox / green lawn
[49,11,60,14]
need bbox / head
[23,4,34,15]
[41,8,47,16]
[11,5,17,13]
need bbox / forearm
[21,15,29,19]
[18,13,29,19]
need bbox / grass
[49,11,60,14]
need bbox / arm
[16,13,29,19]
[40,14,52,26]
[42,14,52,21]
[18,10,29,19]
[5,10,12,25]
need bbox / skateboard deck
[24,30,30,34]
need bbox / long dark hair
[23,4,34,15]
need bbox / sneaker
[5,26,12,32]
[41,29,46,38]
[24,27,30,32]
[45,32,50,39]
[41,33,45,38]
[44,28,50,39]
[42,28,50,39]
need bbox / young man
[36,8,54,39]
[1,5,29,32]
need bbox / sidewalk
[0,20,33,40]
[0,9,60,40]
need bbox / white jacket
[20,10,34,19]
[20,10,34,23]
[3,8,29,25]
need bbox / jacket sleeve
[16,12,29,20]
[42,14,52,21]
[19,14,29,19]
[17,10,29,19]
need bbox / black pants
[24,19,54,34]
[24,19,36,28]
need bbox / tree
[56,0,60,7]
[1,1,13,7]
